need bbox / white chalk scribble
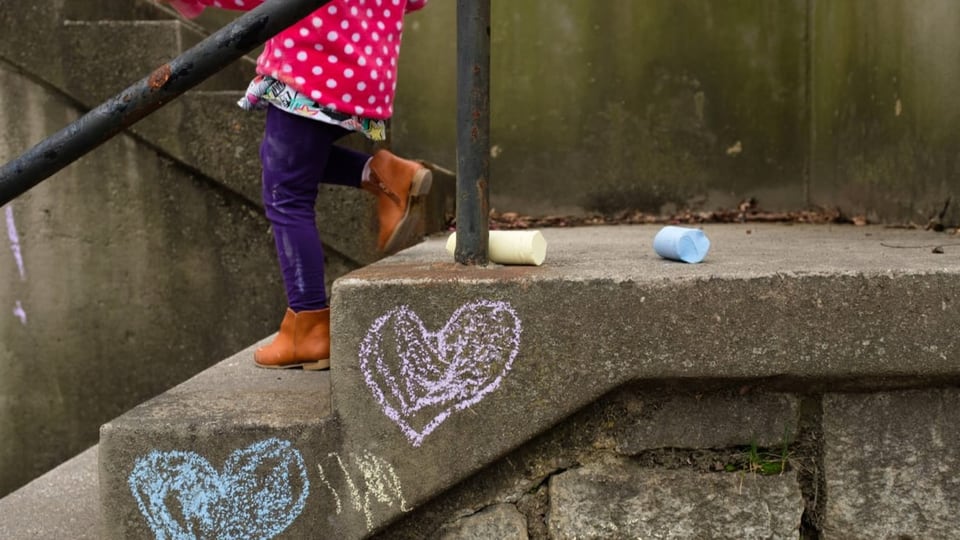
[359,300,522,446]
[128,438,309,540]
[5,205,27,326]
[317,450,409,531]
[12,300,26,325]
[5,205,24,280]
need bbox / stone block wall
[379,385,960,539]
[821,390,960,539]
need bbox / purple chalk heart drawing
[359,300,523,447]
[128,438,309,540]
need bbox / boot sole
[382,168,433,255]
[254,359,330,371]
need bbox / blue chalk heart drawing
[128,438,309,540]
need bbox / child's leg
[320,146,369,188]
[319,142,434,255]
[260,106,351,311]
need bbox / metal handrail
[454,0,490,265]
[0,0,333,206]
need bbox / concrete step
[2,9,251,98]
[99,341,341,539]
[63,0,182,22]
[0,446,100,539]
[95,224,960,539]
[63,0,246,39]
[328,222,960,535]
[59,19,254,101]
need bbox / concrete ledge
[329,223,960,535]
[0,446,100,539]
[98,342,341,539]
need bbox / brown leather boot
[363,150,433,254]
[254,308,330,370]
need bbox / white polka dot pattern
[170,0,429,120]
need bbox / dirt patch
[444,198,960,233]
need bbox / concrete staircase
[7,224,960,538]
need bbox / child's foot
[254,308,330,370]
[363,150,433,254]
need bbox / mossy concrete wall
[190,1,960,223]
[388,0,960,223]
[810,0,960,224]
[395,0,810,215]
[0,63,287,496]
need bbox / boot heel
[410,168,433,197]
[303,359,331,371]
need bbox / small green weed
[724,441,791,476]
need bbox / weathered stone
[822,390,960,539]
[438,504,528,540]
[548,460,804,539]
[613,391,799,453]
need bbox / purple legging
[260,106,369,311]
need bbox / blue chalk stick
[653,226,711,263]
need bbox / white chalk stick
[446,230,547,266]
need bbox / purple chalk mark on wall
[127,438,309,540]
[359,300,523,447]
[5,206,25,280]
[5,205,27,326]
[13,301,26,326]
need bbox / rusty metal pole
[0,0,333,206]
[454,0,491,265]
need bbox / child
[162,0,432,370]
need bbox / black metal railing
[454,0,490,265]
[0,0,491,265]
[0,0,333,205]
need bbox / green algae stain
[395,0,808,214]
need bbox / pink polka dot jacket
[168,0,428,120]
